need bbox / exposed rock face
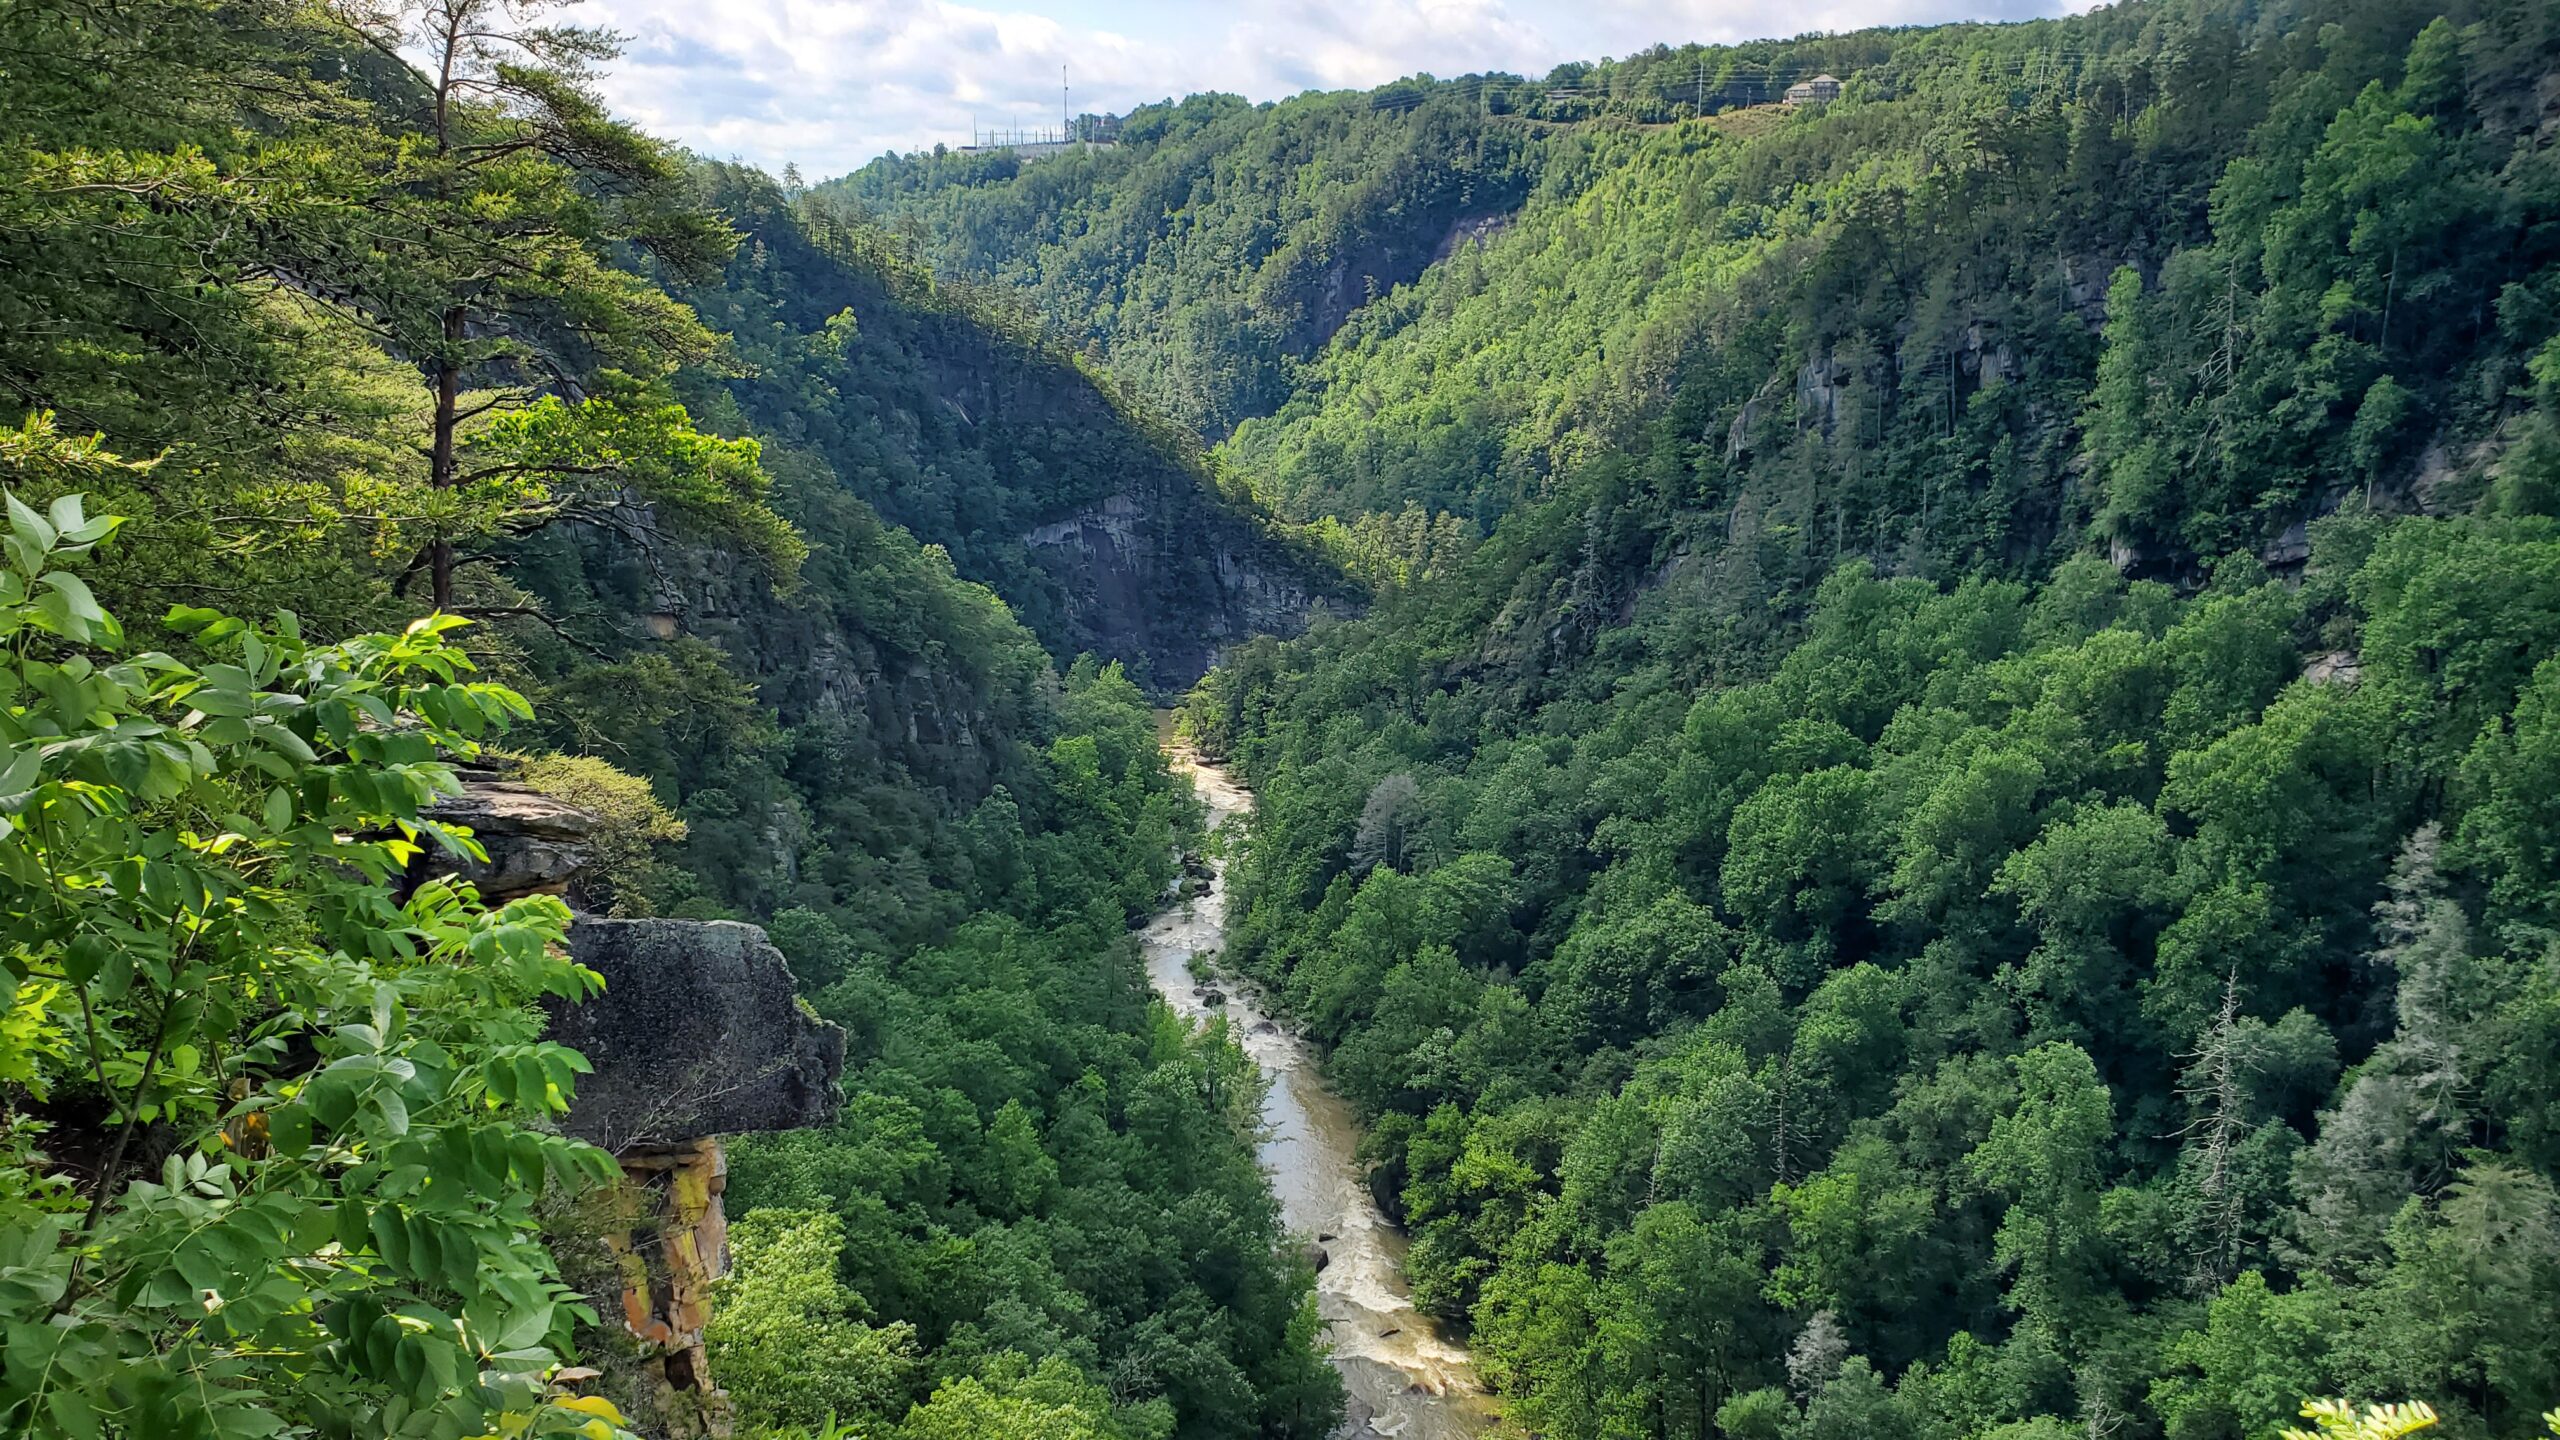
[625,194,1354,698]
[415,775,594,903]
[1431,212,1515,266]
[2061,251,2152,331]
[1798,352,1851,436]
[1286,203,1526,361]
[1020,489,1342,688]
[421,771,852,1440]
[1959,320,2021,390]
[545,918,844,1440]
[604,1139,734,1439]
[549,919,845,1153]
[2262,518,2313,569]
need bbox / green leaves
[478,1044,592,1116]
[0,1216,71,1312]
[0,489,123,648]
[466,386,804,580]
[0,499,626,1440]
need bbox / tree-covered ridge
[651,162,1349,692]
[1194,473,2560,1440]
[0,3,1335,1437]
[1173,0,2560,1436]
[817,22,2099,450]
[826,88,1545,438]
[1201,0,2555,585]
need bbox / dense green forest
[656,163,1347,689]
[827,93,1544,440]
[14,0,2560,1437]
[0,4,1332,1439]
[1152,0,2560,1437]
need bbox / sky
[578,0,2099,180]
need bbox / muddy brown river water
[1140,741,1498,1440]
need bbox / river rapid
[1140,738,1498,1440]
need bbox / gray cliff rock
[548,919,846,1154]
[1021,490,1339,685]
[415,776,594,903]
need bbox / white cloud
[577,0,2090,178]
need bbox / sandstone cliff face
[872,295,1351,691]
[416,775,596,903]
[546,918,844,1440]
[622,508,1014,802]
[670,181,1353,695]
[1280,207,1522,362]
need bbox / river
[1140,739,1499,1440]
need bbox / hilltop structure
[1784,73,1842,104]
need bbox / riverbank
[1139,739,1497,1440]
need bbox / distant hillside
[672,162,1350,690]
[823,92,1545,438]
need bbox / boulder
[414,776,594,903]
[548,919,845,1153]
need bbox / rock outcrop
[548,919,845,1153]
[543,919,845,1438]
[413,772,595,903]
[1019,486,1345,689]
[412,776,843,1440]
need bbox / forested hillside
[1137,0,2560,1437]
[15,0,2560,1437]
[0,4,1333,1438]
[829,92,1545,439]
[662,163,1345,689]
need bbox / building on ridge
[1784,74,1842,105]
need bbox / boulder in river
[1300,1243,1330,1273]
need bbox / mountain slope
[1165,0,2560,1437]
[677,162,1348,690]
[0,7,1341,1438]
[827,90,1545,438]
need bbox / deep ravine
[1141,733,1499,1440]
